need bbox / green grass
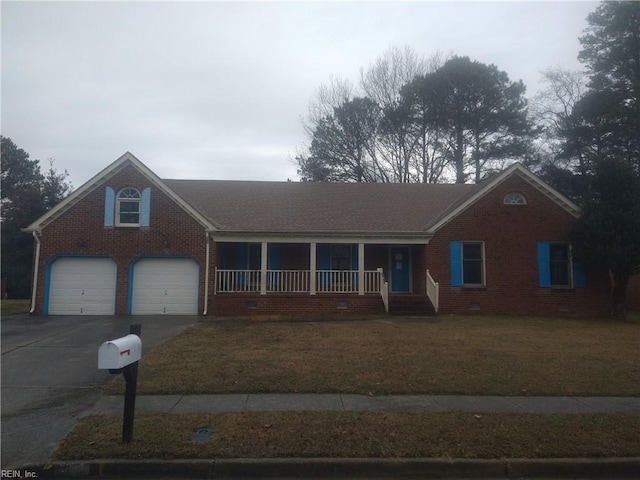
[53,412,640,460]
[1,299,30,316]
[105,314,640,396]
[61,314,640,462]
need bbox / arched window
[116,188,141,226]
[503,192,526,205]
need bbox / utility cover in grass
[191,427,214,443]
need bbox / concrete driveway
[1,314,198,469]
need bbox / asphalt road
[1,314,197,469]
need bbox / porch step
[388,295,436,316]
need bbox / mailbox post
[98,324,142,444]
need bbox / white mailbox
[98,334,142,370]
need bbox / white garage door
[48,257,117,315]
[131,258,199,315]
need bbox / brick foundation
[211,294,385,317]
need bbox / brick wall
[423,175,611,317]
[212,293,385,316]
[35,164,619,318]
[34,164,211,315]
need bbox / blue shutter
[537,242,551,288]
[573,261,586,288]
[104,187,115,227]
[140,187,151,227]
[450,241,462,287]
[268,244,281,287]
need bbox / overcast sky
[2,0,598,188]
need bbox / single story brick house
[24,152,621,317]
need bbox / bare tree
[531,67,588,171]
[400,74,452,183]
[360,46,449,182]
[298,97,385,182]
[413,57,533,184]
[300,47,534,185]
[360,45,429,109]
[303,75,355,138]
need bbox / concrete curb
[35,457,640,478]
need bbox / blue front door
[390,246,411,293]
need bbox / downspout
[29,231,41,314]
[203,231,210,315]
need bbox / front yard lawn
[54,412,640,460]
[1,299,30,316]
[107,315,640,396]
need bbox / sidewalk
[93,393,640,415]
[43,394,640,478]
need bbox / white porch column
[260,241,268,295]
[358,243,365,295]
[310,242,317,295]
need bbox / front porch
[215,268,384,295]
[211,241,439,315]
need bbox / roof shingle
[163,180,482,234]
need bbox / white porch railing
[216,269,261,293]
[316,270,357,293]
[379,267,389,313]
[364,269,382,293]
[316,270,381,293]
[267,270,310,293]
[426,269,439,313]
[215,268,383,295]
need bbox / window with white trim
[462,242,484,286]
[503,192,526,205]
[537,242,586,289]
[116,188,141,226]
[549,243,571,287]
[450,241,485,287]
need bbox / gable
[426,164,580,234]
[23,152,214,233]
[436,175,578,239]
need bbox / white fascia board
[23,152,135,232]
[515,165,581,217]
[23,152,217,232]
[210,231,432,244]
[426,163,580,234]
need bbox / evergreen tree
[568,2,640,318]
[1,137,71,298]
[568,1,640,173]
[572,159,640,318]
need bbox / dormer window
[504,192,526,205]
[117,188,141,226]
